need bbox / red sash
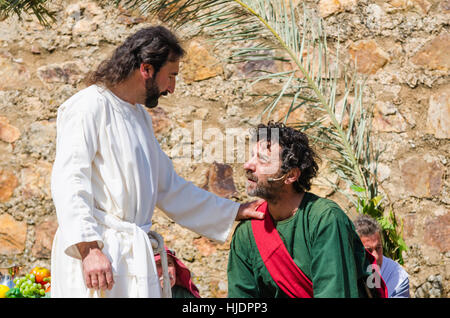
[364,249,389,298]
[251,201,313,298]
[251,201,388,298]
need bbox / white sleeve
[155,145,240,243]
[51,95,104,259]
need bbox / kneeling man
[227,122,386,298]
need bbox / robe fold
[51,85,240,298]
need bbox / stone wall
[0,0,448,297]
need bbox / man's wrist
[76,241,101,260]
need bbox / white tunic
[50,85,240,298]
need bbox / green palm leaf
[0,0,55,25]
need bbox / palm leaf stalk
[7,0,405,262]
[121,0,372,200]
[120,0,406,261]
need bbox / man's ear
[140,63,154,80]
[285,168,301,185]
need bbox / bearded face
[144,76,162,109]
[246,170,285,203]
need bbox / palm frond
[0,0,55,26]
[119,0,382,206]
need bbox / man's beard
[144,77,164,109]
[246,171,283,203]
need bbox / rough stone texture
[373,101,408,132]
[181,40,224,84]
[0,51,31,91]
[427,88,450,139]
[31,217,58,258]
[202,162,238,199]
[0,116,21,143]
[0,0,448,297]
[0,169,18,203]
[399,155,443,198]
[348,40,390,74]
[0,213,27,255]
[424,213,450,253]
[20,161,52,200]
[411,33,450,72]
[146,106,172,136]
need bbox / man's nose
[167,78,176,94]
[244,159,255,171]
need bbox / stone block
[319,0,358,17]
[0,116,20,143]
[399,155,443,198]
[411,0,432,13]
[20,161,52,200]
[441,0,450,12]
[348,40,390,74]
[319,0,343,17]
[146,106,171,136]
[193,237,217,257]
[181,40,223,84]
[72,18,98,36]
[424,213,450,252]
[411,33,450,71]
[202,162,238,199]
[37,61,87,85]
[0,214,27,255]
[32,217,58,258]
[0,51,31,90]
[402,213,416,240]
[0,169,18,203]
[373,102,408,132]
[427,88,450,139]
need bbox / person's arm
[310,208,363,298]
[51,95,112,290]
[390,272,410,298]
[155,143,262,243]
[227,223,260,297]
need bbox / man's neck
[266,190,305,222]
[108,73,143,106]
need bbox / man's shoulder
[382,256,409,277]
[59,85,108,114]
[232,219,255,242]
[304,192,350,223]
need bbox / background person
[155,247,200,298]
[354,214,410,298]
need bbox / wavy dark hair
[251,121,320,193]
[85,26,185,87]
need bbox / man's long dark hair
[251,121,320,193]
[86,26,185,87]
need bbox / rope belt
[92,208,163,297]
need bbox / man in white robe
[50,26,264,298]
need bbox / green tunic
[227,192,370,298]
[171,285,197,298]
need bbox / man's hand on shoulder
[236,199,265,221]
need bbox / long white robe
[50,85,240,298]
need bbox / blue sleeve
[390,275,410,298]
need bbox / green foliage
[0,0,55,26]
[351,185,408,264]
